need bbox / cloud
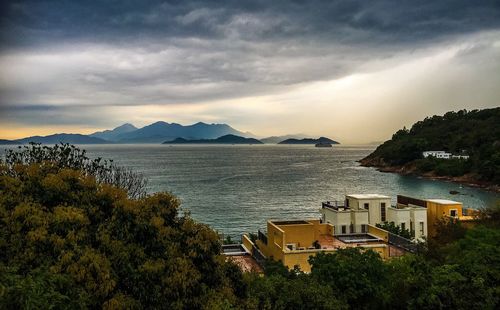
[0,1,499,141]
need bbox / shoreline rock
[359,157,500,193]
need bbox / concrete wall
[368,224,389,243]
[322,209,351,235]
[348,197,391,225]
[257,220,333,264]
[410,208,427,240]
[282,244,390,272]
[346,197,359,209]
[242,234,255,253]
[351,210,369,233]
[280,224,315,248]
[281,249,335,272]
[425,201,463,236]
[387,207,411,231]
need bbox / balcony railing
[322,201,348,211]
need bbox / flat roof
[347,194,391,199]
[426,199,462,205]
[271,220,311,226]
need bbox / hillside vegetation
[361,108,500,185]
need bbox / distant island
[360,108,500,192]
[260,134,308,144]
[163,134,263,144]
[278,137,339,145]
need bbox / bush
[2,143,147,198]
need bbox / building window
[341,225,347,234]
[401,222,406,231]
[364,203,369,210]
[450,209,457,217]
[381,203,386,222]
[419,222,424,236]
[410,221,413,232]
[361,224,367,233]
[346,199,350,208]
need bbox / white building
[423,151,469,160]
[422,151,452,159]
[320,194,427,241]
[452,155,470,159]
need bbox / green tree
[0,144,244,309]
[244,273,346,310]
[309,248,388,308]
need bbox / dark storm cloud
[0,103,117,127]
[2,0,500,49]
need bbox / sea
[2,144,499,237]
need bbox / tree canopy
[0,144,244,309]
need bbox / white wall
[387,207,411,231]
[321,209,351,235]
[411,208,428,240]
[350,198,391,225]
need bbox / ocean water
[3,144,499,236]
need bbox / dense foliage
[0,144,244,309]
[1,144,499,309]
[363,108,500,183]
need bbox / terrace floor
[228,255,263,273]
[317,234,409,257]
[318,234,385,249]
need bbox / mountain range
[89,123,138,141]
[0,122,251,144]
[0,122,339,145]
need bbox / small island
[278,137,339,145]
[163,134,263,144]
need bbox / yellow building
[251,219,401,272]
[397,195,480,236]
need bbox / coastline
[359,158,500,193]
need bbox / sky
[0,0,499,143]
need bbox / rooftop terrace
[347,194,391,199]
[271,220,311,226]
[425,198,462,205]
